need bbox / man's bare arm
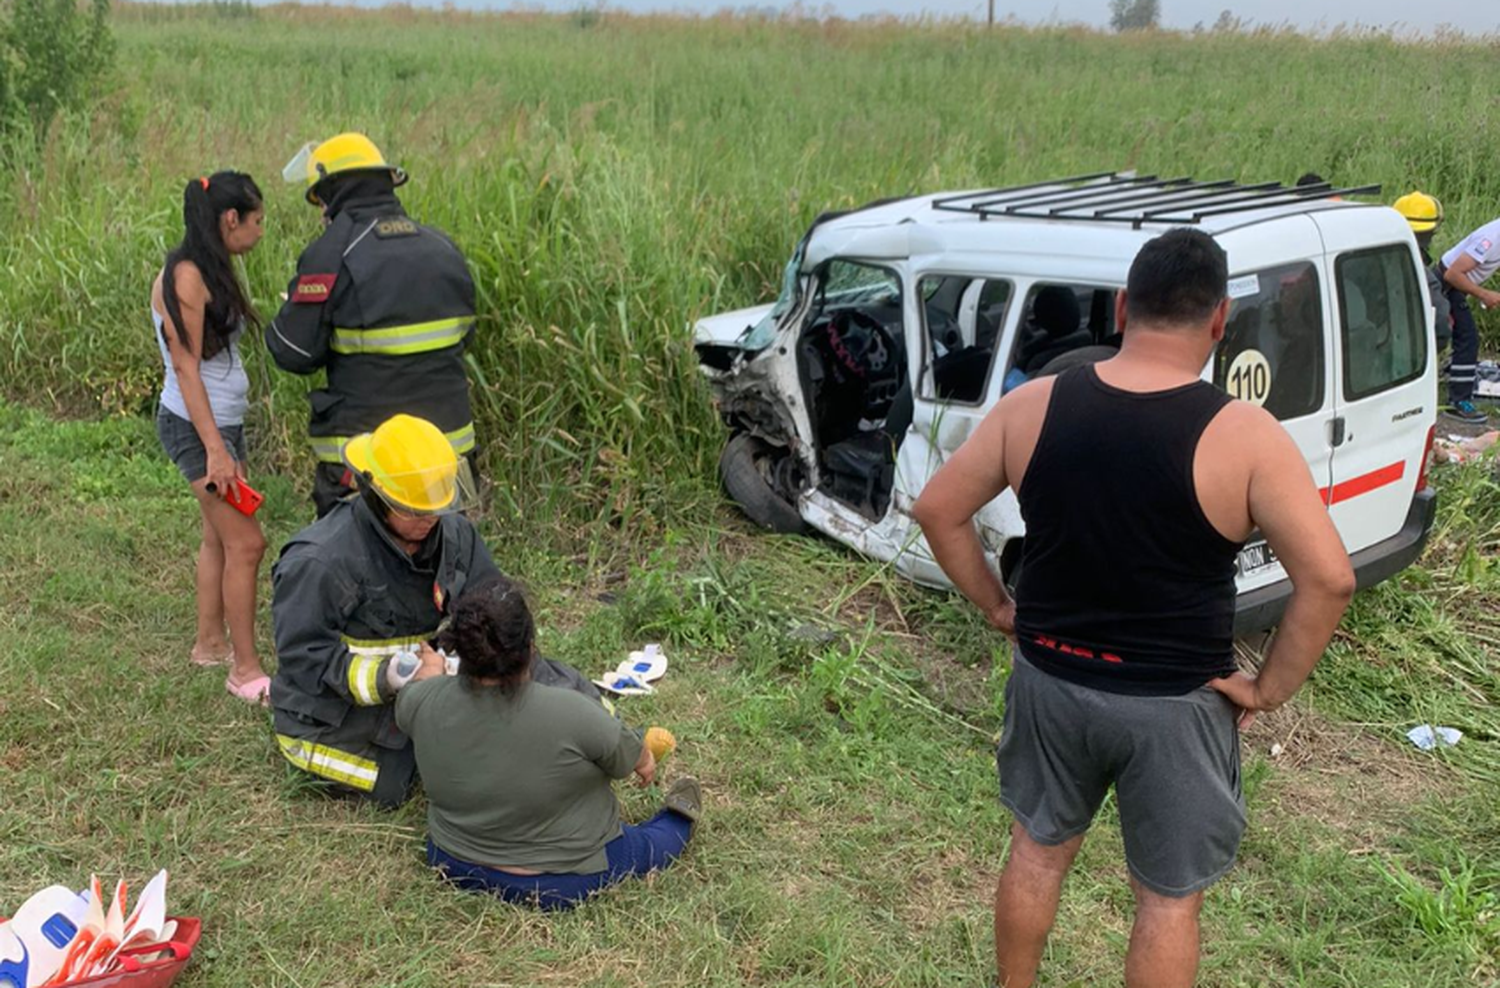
[1442,253,1500,309]
[912,395,1019,633]
[1209,413,1355,725]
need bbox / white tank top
[154,307,250,427]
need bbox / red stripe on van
[1318,461,1406,506]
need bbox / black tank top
[1014,365,1243,695]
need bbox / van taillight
[1417,425,1437,491]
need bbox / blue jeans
[427,809,694,911]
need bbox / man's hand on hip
[1207,671,1266,729]
[986,599,1017,638]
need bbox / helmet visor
[281,142,317,185]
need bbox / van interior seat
[1015,286,1092,375]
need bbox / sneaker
[1447,400,1489,424]
[662,775,703,824]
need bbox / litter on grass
[1406,724,1462,751]
[1432,431,1499,465]
[594,644,668,696]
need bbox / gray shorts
[997,653,1246,897]
[156,406,247,483]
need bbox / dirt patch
[904,641,996,719]
[1242,702,1456,845]
[894,847,997,935]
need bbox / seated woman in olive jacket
[395,576,701,910]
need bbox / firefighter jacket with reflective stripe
[267,194,478,462]
[268,497,500,741]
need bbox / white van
[694,173,1438,632]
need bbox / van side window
[1004,283,1113,391]
[918,275,1012,404]
[1336,246,1426,400]
[1213,262,1324,420]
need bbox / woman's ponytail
[161,172,263,360]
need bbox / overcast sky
[465,0,1499,36]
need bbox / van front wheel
[720,433,808,535]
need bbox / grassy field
[4,5,1500,532]
[1,7,1499,987]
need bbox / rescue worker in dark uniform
[269,414,602,807]
[1392,191,1451,353]
[267,132,479,516]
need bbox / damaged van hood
[692,303,777,349]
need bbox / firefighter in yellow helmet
[269,415,603,807]
[1393,191,1454,372]
[266,133,480,516]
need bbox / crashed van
[694,172,1438,633]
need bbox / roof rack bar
[1049,177,1237,216]
[930,171,1118,210]
[1142,182,1384,221]
[928,172,1382,228]
[1184,184,1382,221]
[1309,183,1382,200]
[1140,185,1311,220]
[1001,209,1176,225]
[1056,178,1225,214]
[1090,179,1249,215]
[964,174,1140,211]
[997,175,1166,212]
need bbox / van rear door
[1314,213,1434,554]
[1215,218,1337,593]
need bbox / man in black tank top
[914,230,1354,988]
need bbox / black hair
[438,577,534,694]
[1125,229,1228,328]
[1295,172,1325,187]
[161,171,263,361]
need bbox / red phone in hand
[207,477,264,516]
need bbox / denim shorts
[156,406,247,483]
[997,653,1245,897]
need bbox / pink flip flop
[226,674,271,707]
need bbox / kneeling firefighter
[269,415,603,807]
[267,132,480,516]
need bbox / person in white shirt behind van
[1437,215,1500,423]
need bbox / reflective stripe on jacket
[266,193,478,461]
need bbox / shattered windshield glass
[740,250,805,351]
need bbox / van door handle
[1330,416,1347,447]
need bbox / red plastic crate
[3,917,200,988]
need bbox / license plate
[1236,539,1279,577]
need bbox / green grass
[3,398,1498,986]
[3,8,1500,986]
[4,6,1500,538]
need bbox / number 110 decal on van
[694,172,1438,633]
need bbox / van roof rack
[931,172,1382,229]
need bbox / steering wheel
[829,308,902,380]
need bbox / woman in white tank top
[152,172,271,705]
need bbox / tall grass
[2,6,1498,545]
